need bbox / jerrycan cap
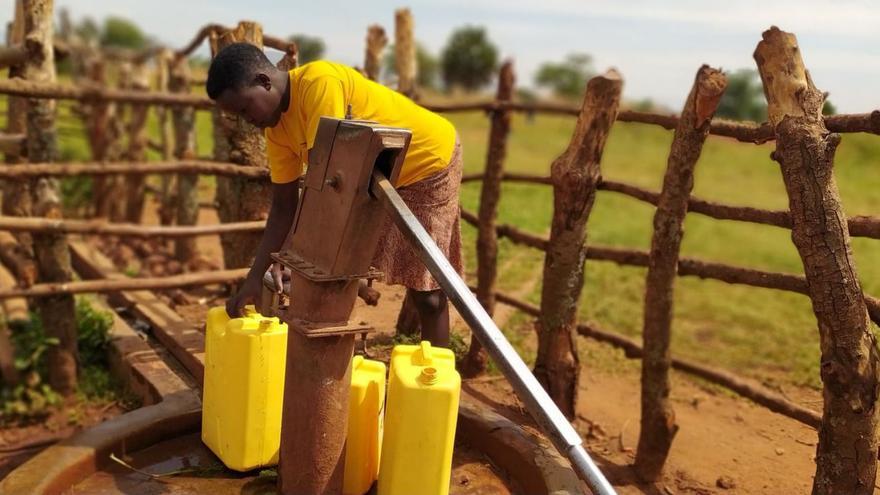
[419,366,438,385]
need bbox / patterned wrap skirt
[371,139,464,291]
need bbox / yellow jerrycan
[378,341,461,495]
[344,355,387,495]
[202,305,386,495]
[202,305,288,471]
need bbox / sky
[3,0,878,113]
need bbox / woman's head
[206,42,287,129]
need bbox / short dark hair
[206,42,274,100]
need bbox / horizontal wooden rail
[0,160,268,179]
[0,78,214,109]
[485,288,822,429]
[175,23,296,59]
[0,268,248,300]
[460,174,880,240]
[0,45,27,69]
[2,78,877,143]
[0,216,264,237]
[424,102,880,142]
[0,133,25,155]
[459,208,880,325]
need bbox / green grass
[448,111,880,389]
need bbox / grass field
[4,88,879,391]
[450,110,880,389]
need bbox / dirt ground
[3,193,866,494]
[0,397,129,480]
[352,282,833,495]
[128,194,851,494]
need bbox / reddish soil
[0,397,129,480]
[67,432,519,494]
[7,193,864,494]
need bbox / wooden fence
[1,3,878,492]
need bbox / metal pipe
[370,170,616,495]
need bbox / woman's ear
[255,72,272,91]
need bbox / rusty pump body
[271,117,409,495]
[269,117,615,495]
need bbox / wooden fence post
[633,65,727,482]
[754,26,880,495]
[275,43,298,72]
[123,60,150,223]
[85,57,124,219]
[364,24,387,82]
[156,48,177,226]
[23,0,78,396]
[462,60,515,378]
[394,8,416,98]
[3,0,31,229]
[170,56,199,264]
[210,22,270,270]
[534,70,622,418]
[106,62,132,223]
[3,0,36,297]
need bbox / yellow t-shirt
[264,61,456,187]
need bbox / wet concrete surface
[66,433,519,495]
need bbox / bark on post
[462,60,515,378]
[534,70,622,418]
[2,1,36,328]
[170,57,199,264]
[156,48,177,226]
[23,0,78,396]
[364,24,387,82]
[106,63,132,223]
[3,0,32,237]
[275,44,298,72]
[85,58,123,218]
[394,9,416,98]
[633,65,727,482]
[0,310,19,387]
[754,26,880,495]
[123,61,150,223]
[210,22,270,270]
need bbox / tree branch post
[170,56,199,264]
[755,26,880,495]
[462,60,514,378]
[634,65,728,482]
[364,24,387,82]
[210,22,270,270]
[534,69,622,419]
[123,60,151,223]
[23,0,78,396]
[155,48,178,226]
[4,0,33,245]
[394,8,416,98]
[84,57,124,219]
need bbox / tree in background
[716,69,766,122]
[630,98,657,112]
[288,34,325,64]
[383,43,440,90]
[100,16,148,50]
[823,99,837,116]
[535,53,595,100]
[440,26,498,91]
[74,17,100,43]
[714,69,836,121]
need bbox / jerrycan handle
[417,341,433,366]
[242,304,260,318]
